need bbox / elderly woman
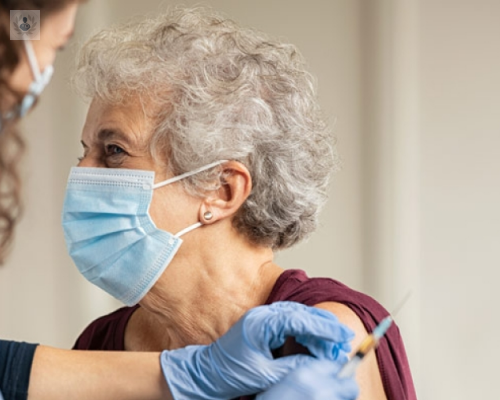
[68,7,416,400]
[1,2,359,400]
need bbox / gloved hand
[256,359,359,400]
[161,301,354,400]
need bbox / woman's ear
[199,161,252,225]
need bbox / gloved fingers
[256,359,360,400]
[258,303,355,350]
[335,379,360,400]
[331,376,360,400]
[307,360,360,400]
[271,357,343,377]
[263,301,317,312]
[295,334,351,361]
[265,354,350,381]
[269,353,319,373]
[261,354,321,385]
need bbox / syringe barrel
[337,356,362,378]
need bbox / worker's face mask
[0,40,54,132]
[61,161,225,306]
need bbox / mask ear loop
[152,160,228,189]
[174,222,203,238]
[23,39,41,81]
[155,160,229,238]
[19,40,54,117]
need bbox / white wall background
[1,1,499,398]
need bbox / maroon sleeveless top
[74,269,417,400]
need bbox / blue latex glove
[256,359,359,400]
[161,301,354,400]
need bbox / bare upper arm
[315,302,387,400]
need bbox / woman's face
[8,3,78,94]
[79,98,203,235]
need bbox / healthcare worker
[0,1,359,399]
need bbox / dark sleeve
[0,340,38,400]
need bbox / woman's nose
[77,155,102,168]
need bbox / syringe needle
[390,291,412,318]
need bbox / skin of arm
[314,302,388,400]
[28,346,172,400]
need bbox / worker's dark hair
[0,0,83,265]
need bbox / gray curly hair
[73,6,338,250]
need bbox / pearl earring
[203,211,213,221]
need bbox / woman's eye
[105,144,125,156]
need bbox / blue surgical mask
[0,40,53,132]
[61,161,226,306]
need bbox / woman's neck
[125,234,284,351]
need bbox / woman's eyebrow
[97,128,134,145]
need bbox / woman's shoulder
[267,269,417,400]
[72,305,140,350]
[266,269,389,327]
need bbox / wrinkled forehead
[81,96,157,149]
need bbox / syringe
[337,292,411,378]
[337,315,393,378]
